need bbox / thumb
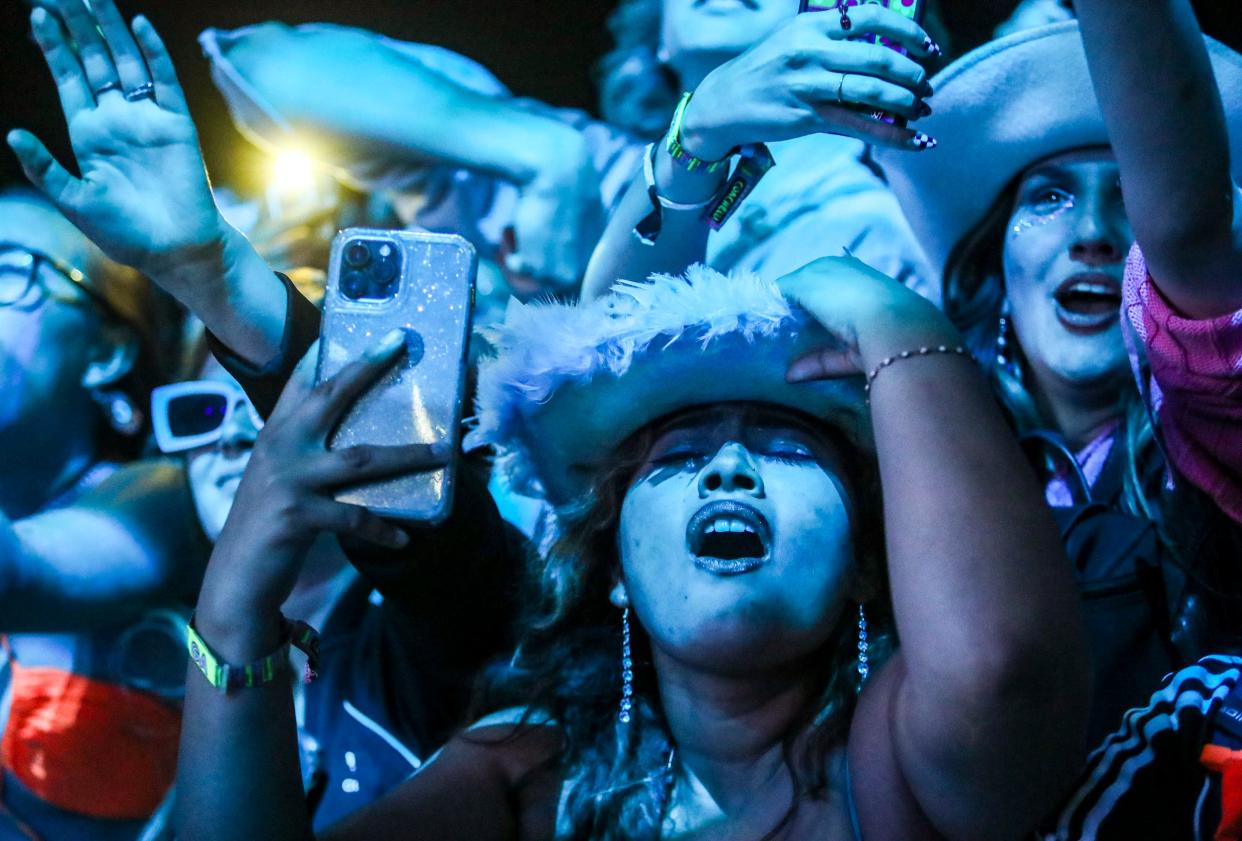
[7,129,77,208]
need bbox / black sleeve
[341,460,528,743]
[205,272,322,418]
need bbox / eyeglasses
[0,243,110,313]
[150,380,264,454]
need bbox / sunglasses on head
[150,381,264,454]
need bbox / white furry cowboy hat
[875,21,1242,276]
[465,265,870,509]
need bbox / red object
[1200,744,1242,841]
[0,663,180,820]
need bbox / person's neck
[1026,365,1127,450]
[654,648,817,815]
[670,53,733,94]
[0,438,96,519]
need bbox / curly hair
[474,407,893,840]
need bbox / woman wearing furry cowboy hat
[869,2,1242,749]
[175,256,1089,840]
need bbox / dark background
[2,1,1240,196]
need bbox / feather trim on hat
[466,264,803,498]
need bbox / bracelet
[187,613,320,693]
[864,345,971,398]
[634,143,719,245]
[665,92,734,173]
[634,140,776,245]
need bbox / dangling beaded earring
[856,603,870,685]
[619,607,634,724]
[996,303,1020,381]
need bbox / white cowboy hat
[465,264,871,509]
[875,21,1242,277]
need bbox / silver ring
[124,82,156,102]
[836,74,848,105]
[93,80,123,98]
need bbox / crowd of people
[1,0,1241,838]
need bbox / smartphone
[798,0,927,128]
[316,229,476,524]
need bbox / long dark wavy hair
[473,409,893,840]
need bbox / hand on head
[778,255,959,384]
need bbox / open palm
[8,0,222,277]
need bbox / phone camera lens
[341,270,368,299]
[372,255,399,285]
[344,242,371,268]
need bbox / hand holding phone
[798,0,930,128]
[316,229,476,523]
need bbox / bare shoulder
[323,709,563,841]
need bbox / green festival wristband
[187,614,320,692]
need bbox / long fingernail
[911,132,938,151]
[918,100,933,118]
[923,36,942,57]
[365,328,406,361]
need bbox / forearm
[225,24,584,186]
[177,608,314,841]
[1076,0,1241,315]
[1,463,210,631]
[865,317,1088,835]
[153,221,289,368]
[581,145,723,301]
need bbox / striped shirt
[1040,655,1242,840]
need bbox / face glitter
[1009,194,1076,238]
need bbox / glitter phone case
[316,229,476,523]
[798,0,926,127]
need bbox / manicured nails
[365,328,406,361]
[911,132,938,151]
[923,36,942,57]
[917,100,933,118]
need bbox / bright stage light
[269,149,316,194]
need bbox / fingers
[304,499,410,549]
[809,104,932,152]
[821,3,939,60]
[6,129,79,207]
[307,329,407,434]
[830,70,923,121]
[304,443,450,489]
[29,7,94,116]
[268,340,322,420]
[823,39,932,98]
[132,14,189,113]
[50,0,120,97]
[89,0,152,93]
[787,348,860,383]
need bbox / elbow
[956,617,1092,736]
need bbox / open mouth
[686,500,772,575]
[1053,273,1122,334]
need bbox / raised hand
[7,0,225,281]
[681,3,940,159]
